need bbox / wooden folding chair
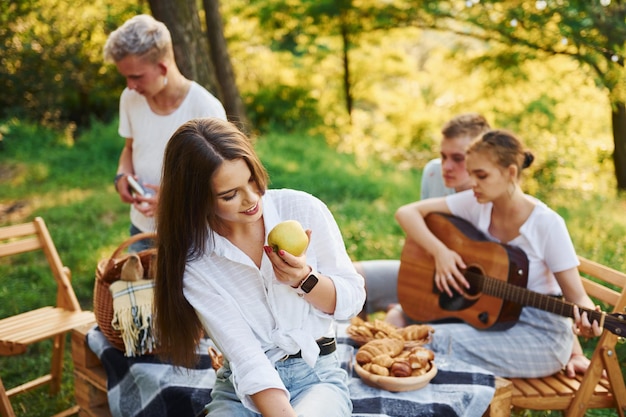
[506,256,626,417]
[0,217,95,417]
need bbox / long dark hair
[154,117,269,367]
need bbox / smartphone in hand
[127,176,147,196]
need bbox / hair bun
[522,151,534,169]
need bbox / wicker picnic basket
[93,233,157,352]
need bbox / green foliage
[0,0,146,126]
[228,0,616,184]
[245,84,323,133]
[225,0,626,192]
[419,0,626,100]
[255,132,417,259]
[1,0,620,189]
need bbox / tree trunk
[612,100,626,190]
[148,0,220,96]
[202,0,249,132]
[338,4,353,124]
[340,20,353,124]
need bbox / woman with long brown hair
[154,117,365,417]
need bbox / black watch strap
[114,173,125,189]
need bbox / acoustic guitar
[397,212,626,336]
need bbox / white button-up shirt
[183,189,366,411]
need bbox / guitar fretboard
[467,270,619,334]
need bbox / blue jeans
[128,224,155,253]
[206,351,352,417]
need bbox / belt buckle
[319,338,335,347]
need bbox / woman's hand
[564,353,590,378]
[264,229,313,288]
[433,247,468,297]
[572,305,603,338]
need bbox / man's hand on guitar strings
[572,305,603,338]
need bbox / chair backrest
[0,217,81,311]
[579,256,626,311]
[1,217,94,417]
[570,257,626,416]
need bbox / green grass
[0,118,624,416]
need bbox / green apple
[267,220,309,256]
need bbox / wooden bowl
[354,362,437,392]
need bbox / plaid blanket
[86,325,495,417]
[109,279,157,357]
[88,325,215,417]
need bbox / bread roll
[355,338,404,365]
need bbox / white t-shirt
[183,189,366,412]
[420,158,454,200]
[118,81,227,232]
[445,190,579,295]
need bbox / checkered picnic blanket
[86,325,495,417]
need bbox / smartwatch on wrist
[292,272,319,295]
[300,273,319,293]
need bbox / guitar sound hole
[437,266,483,311]
[464,266,483,299]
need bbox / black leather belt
[281,337,336,360]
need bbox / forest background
[0,0,625,416]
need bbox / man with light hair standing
[104,14,227,252]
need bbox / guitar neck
[475,273,604,323]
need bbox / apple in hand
[267,220,309,256]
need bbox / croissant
[355,338,404,365]
[395,350,411,360]
[371,354,394,368]
[348,317,405,342]
[390,359,412,377]
[412,367,428,376]
[372,319,394,331]
[411,346,435,361]
[408,347,435,369]
[401,324,434,342]
[352,325,374,338]
[367,363,391,376]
